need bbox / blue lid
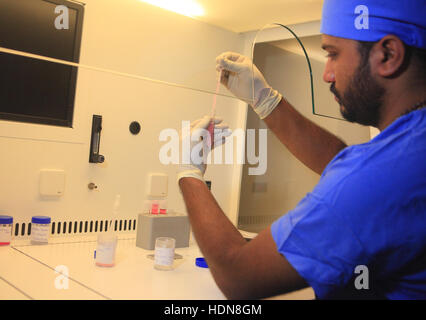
[0,215,13,224]
[31,216,51,224]
[195,257,208,268]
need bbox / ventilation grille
[12,218,137,239]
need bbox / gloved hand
[177,115,231,183]
[216,52,282,119]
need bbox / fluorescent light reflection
[140,0,204,18]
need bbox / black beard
[330,62,385,127]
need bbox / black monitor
[0,0,84,127]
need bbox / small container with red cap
[0,215,13,246]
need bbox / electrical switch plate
[148,173,168,197]
[39,169,65,197]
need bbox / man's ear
[370,35,406,78]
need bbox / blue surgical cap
[320,0,426,49]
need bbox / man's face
[321,35,385,127]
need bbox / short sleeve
[271,192,370,299]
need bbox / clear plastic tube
[207,70,222,147]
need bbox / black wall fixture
[129,121,141,135]
[89,115,105,163]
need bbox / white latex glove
[216,52,282,119]
[177,115,231,183]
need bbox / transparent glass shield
[0,0,244,134]
[252,25,346,121]
[0,0,245,229]
[238,27,374,232]
[0,44,242,223]
[0,44,240,139]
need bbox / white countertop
[0,235,314,300]
[0,235,224,300]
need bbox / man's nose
[323,62,335,83]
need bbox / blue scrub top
[271,108,426,299]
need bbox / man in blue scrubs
[177,0,426,299]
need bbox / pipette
[109,194,121,232]
[207,70,222,147]
[95,194,120,267]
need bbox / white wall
[238,42,371,232]
[0,0,246,233]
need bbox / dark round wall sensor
[129,121,141,135]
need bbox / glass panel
[0,45,240,139]
[0,0,243,127]
[0,45,242,223]
[238,35,371,232]
[254,32,346,121]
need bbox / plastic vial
[95,232,118,267]
[159,200,168,215]
[154,237,175,271]
[150,201,159,214]
[31,216,51,245]
[0,215,13,246]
